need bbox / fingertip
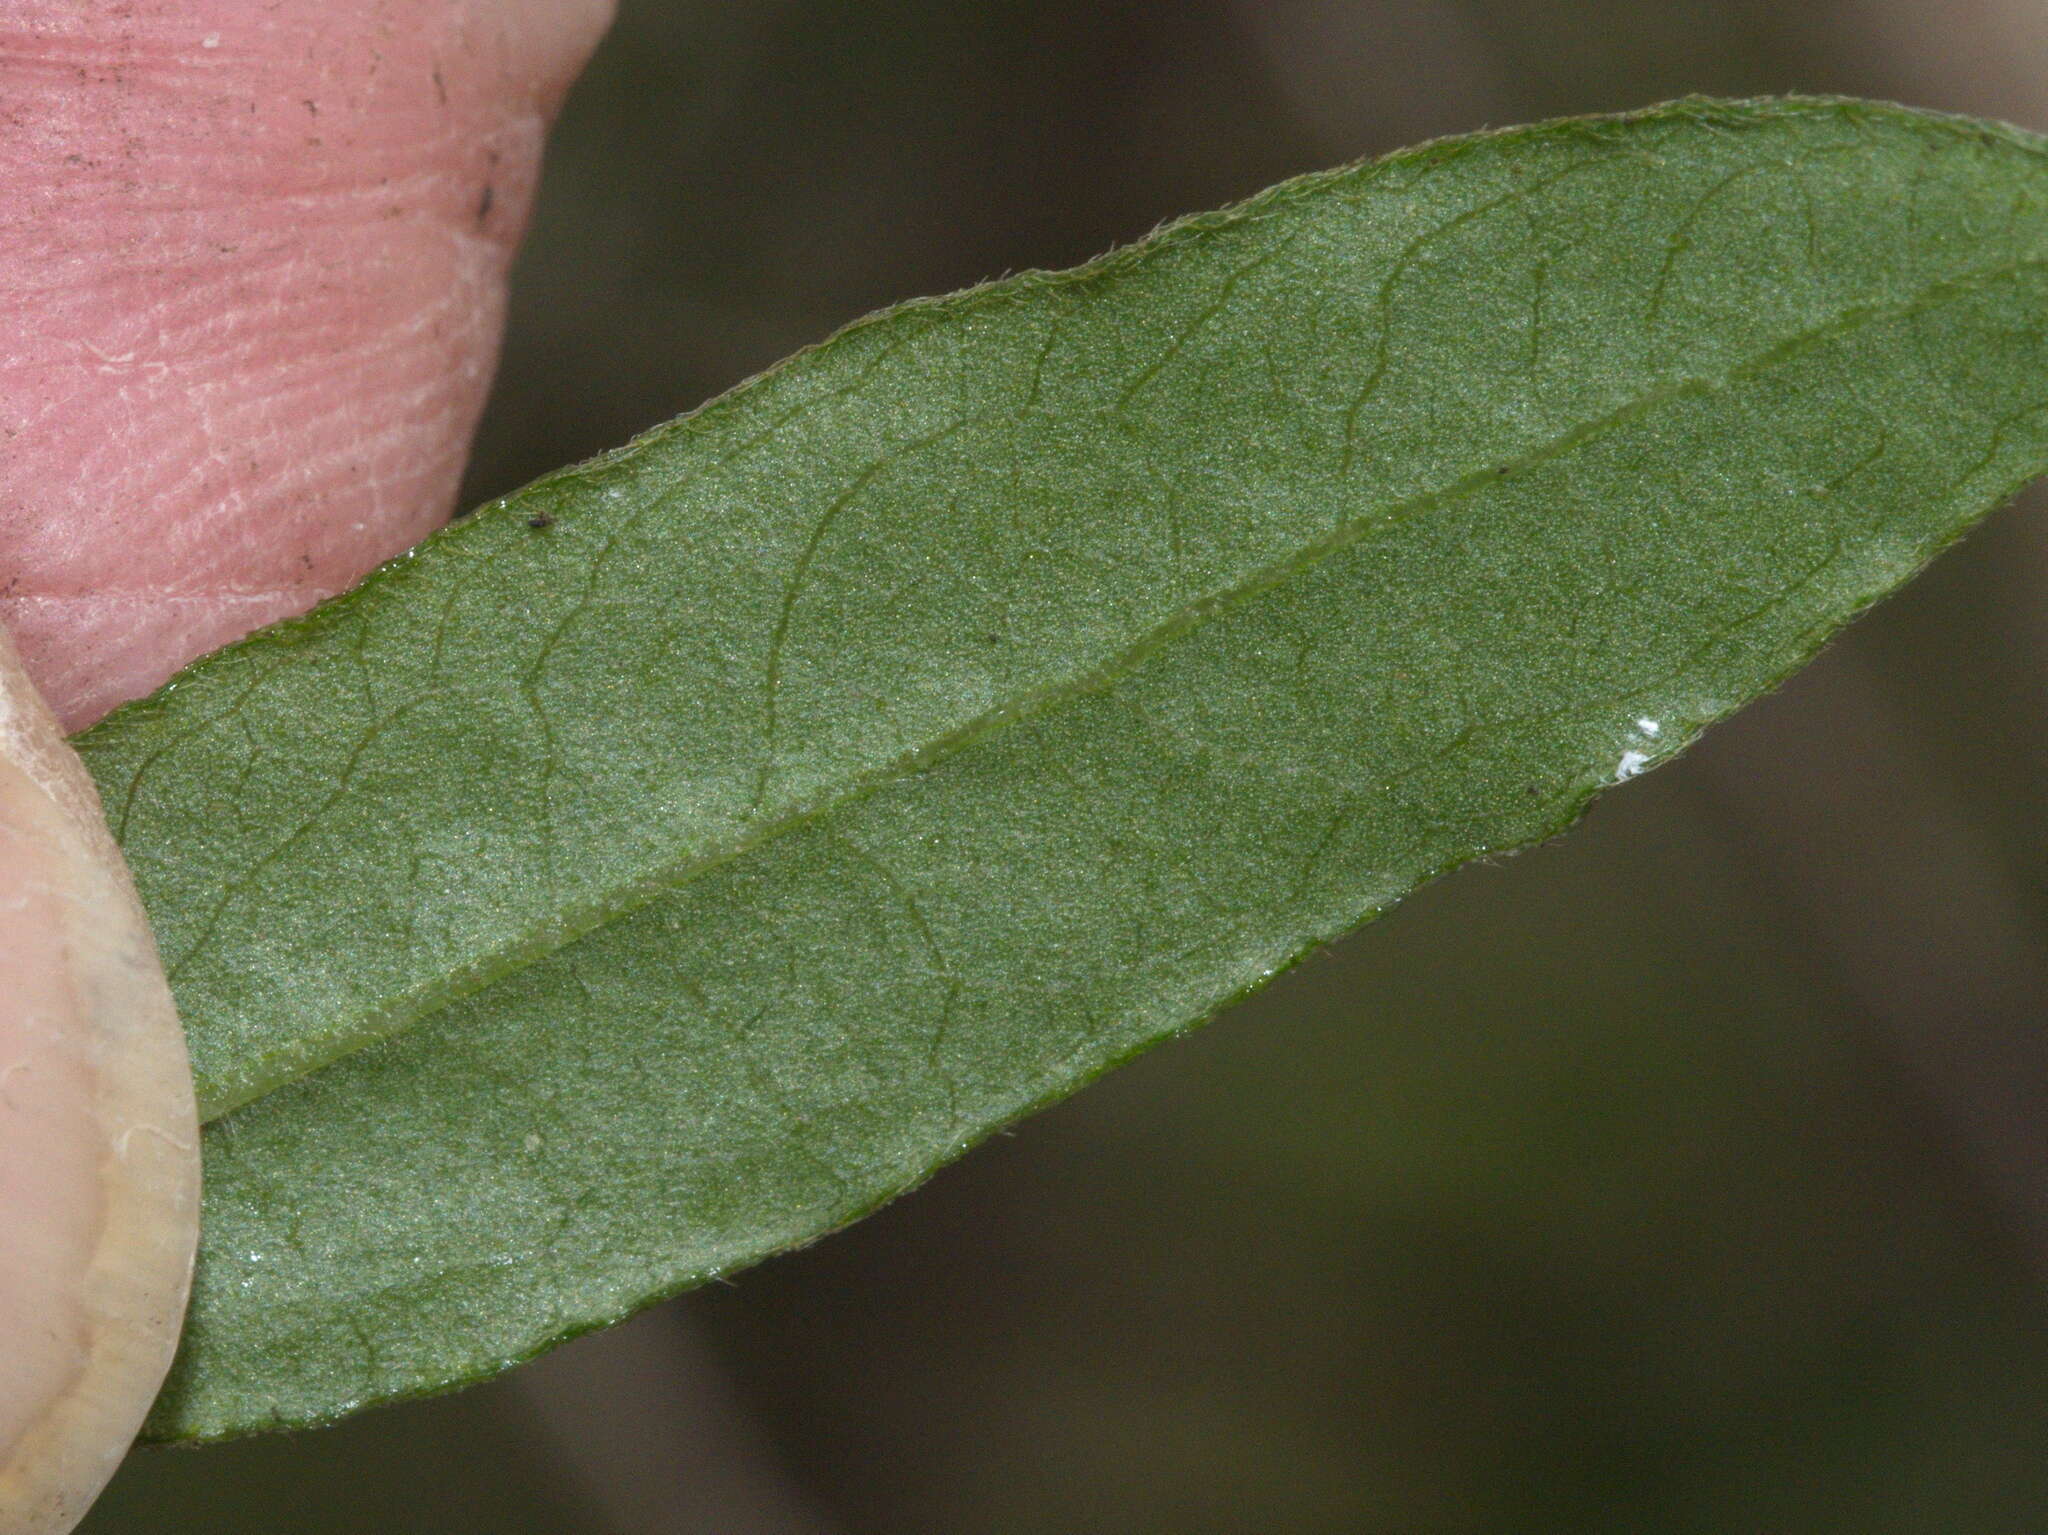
[487,0,618,112]
[0,636,197,1535]
[0,0,618,727]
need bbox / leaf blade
[74,96,2048,1438]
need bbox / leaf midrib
[200,252,2048,1125]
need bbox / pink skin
[0,3,613,1527]
[0,0,613,731]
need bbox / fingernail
[0,637,198,1535]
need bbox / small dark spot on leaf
[527,514,554,531]
[476,184,495,227]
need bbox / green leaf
[77,95,2048,1440]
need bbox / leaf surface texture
[75,97,2048,1438]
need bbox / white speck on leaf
[1635,717,1661,736]
[1615,749,1650,781]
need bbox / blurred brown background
[82,1,2048,1530]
